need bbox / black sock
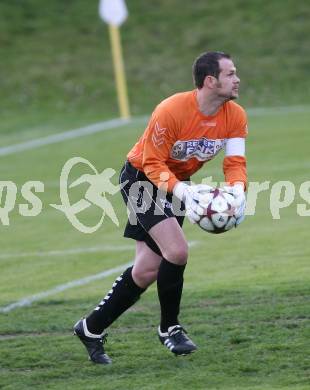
[157,258,186,332]
[86,266,146,334]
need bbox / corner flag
[99,0,130,119]
[99,0,128,26]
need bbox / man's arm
[222,106,248,223]
[223,105,248,189]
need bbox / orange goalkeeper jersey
[127,90,248,192]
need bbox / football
[198,188,237,234]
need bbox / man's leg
[86,241,161,333]
[148,218,197,355]
[74,241,162,364]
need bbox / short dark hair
[192,51,231,88]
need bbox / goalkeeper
[74,51,248,364]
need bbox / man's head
[192,51,240,100]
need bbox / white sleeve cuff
[225,137,245,156]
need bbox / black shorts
[119,161,186,256]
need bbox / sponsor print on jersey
[170,138,226,161]
[159,198,172,209]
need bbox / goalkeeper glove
[223,183,246,225]
[173,182,213,224]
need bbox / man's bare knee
[148,218,189,265]
[162,242,188,265]
[132,267,158,288]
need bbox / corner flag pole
[99,0,130,119]
[108,24,130,119]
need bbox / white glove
[222,183,246,225]
[173,182,214,224]
[191,183,214,195]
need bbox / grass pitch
[0,108,309,389]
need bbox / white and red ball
[198,188,236,234]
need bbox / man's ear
[203,75,217,89]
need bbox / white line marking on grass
[248,160,310,173]
[0,106,309,157]
[0,262,133,313]
[247,105,309,116]
[0,241,198,260]
[0,241,199,313]
[0,244,135,259]
[0,116,148,157]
